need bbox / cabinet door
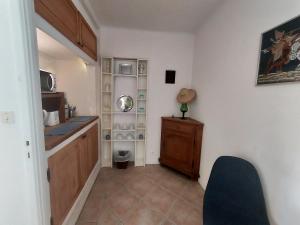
[79,15,97,60]
[161,128,195,174]
[79,134,89,187]
[87,125,99,175]
[48,138,81,225]
[35,0,79,44]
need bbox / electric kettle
[43,110,60,126]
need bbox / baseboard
[62,162,100,225]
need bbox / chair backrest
[203,156,270,225]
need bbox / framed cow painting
[257,15,300,84]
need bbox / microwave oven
[40,70,56,93]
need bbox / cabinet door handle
[82,134,87,139]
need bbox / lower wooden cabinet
[48,124,99,225]
[87,125,98,176]
[159,117,204,180]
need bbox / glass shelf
[111,140,136,142]
[112,129,136,132]
[112,111,136,114]
[113,74,137,77]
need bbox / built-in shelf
[101,57,148,168]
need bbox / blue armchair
[203,156,270,225]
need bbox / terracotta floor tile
[180,182,204,209]
[91,179,123,198]
[107,189,140,221]
[159,174,187,195]
[168,199,202,225]
[143,186,176,214]
[161,220,176,225]
[124,202,165,225]
[125,175,156,198]
[97,209,122,225]
[78,207,100,223]
[76,222,97,225]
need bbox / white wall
[191,1,300,225]
[55,59,97,116]
[100,26,195,163]
[0,1,45,225]
[39,53,98,116]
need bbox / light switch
[1,111,15,124]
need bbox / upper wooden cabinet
[35,0,98,61]
[79,15,97,60]
[34,0,79,44]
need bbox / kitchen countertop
[44,116,99,150]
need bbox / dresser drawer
[163,119,195,134]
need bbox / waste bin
[114,150,131,169]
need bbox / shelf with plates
[101,57,148,168]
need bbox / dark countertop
[44,116,99,150]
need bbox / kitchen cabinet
[48,125,99,225]
[159,117,203,180]
[34,0,79,44]
[35,0,98,61]
[48,138,82,225]
[79,125,98,187]
[86,125,99,175]
[79,15,97,60]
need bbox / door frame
[19,1,51,224]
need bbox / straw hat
[177,88,196,104]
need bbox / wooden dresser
[159,117,204,180]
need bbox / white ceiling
[36,29,77,60]
[80,0,223,33]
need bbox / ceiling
[36,29,77,60]
[80,0,223,33]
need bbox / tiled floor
[76,165,204,225]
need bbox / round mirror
[116,95,134,112]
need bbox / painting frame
[257,15,300,85]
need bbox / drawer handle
[82,134,87,139]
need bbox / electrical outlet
[1,111,15,124]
